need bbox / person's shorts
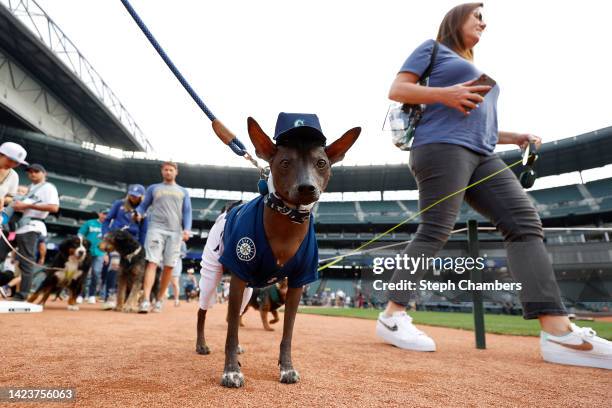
[144,228,182,267]
[172,258,183,277]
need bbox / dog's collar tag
[265,193,310,224]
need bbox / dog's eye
[280,159,290,168]
[316,159,327,169]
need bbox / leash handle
[213,119,248,156]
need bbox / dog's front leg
[116,273,127,311]
[270,309,280,324]
[221,273,246,388]
[260,308,273,331]
[278,286,303,384]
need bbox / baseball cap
[128,184,145,197]
[0,142,28,165]
[26,163,46,173]
[273,112,326,144]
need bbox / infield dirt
[2,301,610,407]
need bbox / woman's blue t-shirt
[399,39,500,155]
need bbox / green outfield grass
[298,307,612,339]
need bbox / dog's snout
[297,184,316,194]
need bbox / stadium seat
[586,178,612,198]
[529,185,582,205]
[92,188,124,204]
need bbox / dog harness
[219,195,318,288]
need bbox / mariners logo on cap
[236,237,256,261]
[294,119,305,127]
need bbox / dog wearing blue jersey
[196,113,360,388]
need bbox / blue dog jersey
[219,195,319,288]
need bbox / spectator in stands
[100,184,146,309]
[0,142,28,211]
[0,163,59,300]
[135,161,192,313]
[77,210,108,304]
[378,2,612,370]
[168,241,187,307]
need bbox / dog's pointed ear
[325,127,361,165]
[247,117,277,162]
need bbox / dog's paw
[279,368,300,384]
[196,344,211,355]
[67,305,79,311]
[264,326,275,331]
[236,345,245,354]
[220,371,244,388]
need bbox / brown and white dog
[28,235,91,310]
[98,229,146,312]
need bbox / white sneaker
[540,323,612,370]
[76,296,83,304]
[152,300,163,313]
[102,297,117,311]
[376,311,436,351]
[174,299,180,307]
[87,296,96,304]
[138,300,150,314]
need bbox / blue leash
[120,0,256,162]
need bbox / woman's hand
[440,79,491,115]
[513,133,542,149]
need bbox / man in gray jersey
[135,161,192,313]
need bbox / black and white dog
[28,235,91,310]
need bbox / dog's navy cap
[128,184,145,197]
[274,112,326,144]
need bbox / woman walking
[377,2,611,370]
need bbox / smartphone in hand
[472,73,497,96]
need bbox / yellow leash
[317,158,524,271]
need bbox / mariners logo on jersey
[220,195,319,288]
[236,237,256,261]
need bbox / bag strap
[419,41,439,85]
[26,182,47,199]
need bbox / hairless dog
[195,113,360,388]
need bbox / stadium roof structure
[0,1,150,151]
[2,125,611,193]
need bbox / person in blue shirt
[77,210,107,304]
[378,2,611,370]
[102,184,148,245]
[100,184,147,308]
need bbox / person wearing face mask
[376,3,611,370]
